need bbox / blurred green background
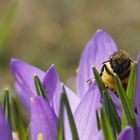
[0,0,140,90]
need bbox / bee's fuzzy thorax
[100,50,134,93]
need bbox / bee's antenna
[102,60,109,64]
[130,58,134,63]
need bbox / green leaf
[57,87,79,140]
[2,89,12,140]
[96,110,101,130]
[121,115,127,129]
[114,74,137,127]
[100,108,115,140]
[122,63,137,128]
[2,89,11,127]
[34,74,47,99]
[0,0,19,49]
[93,67,121,135]
[11,98,28,140]
[57,95,64,140]
[126,63,137,108]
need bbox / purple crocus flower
[10,59,80,139]
[65,29,140,140]
[0,107,11,140]
[77,29,118,98]
[76,30,140,140]
[10,60,80,114]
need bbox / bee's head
[109,50,133,75]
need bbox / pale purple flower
[10,59,80,140]
[67,29,140,140]
[10,60,80,115]
[77,29,117,98]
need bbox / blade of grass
[2,88,12,140]
[96,110,101,130]
[57,86,79,140]
[126,63,137,108]
[100,108,115,140]
[11,98,28,140]
[2,89,11,127]
[114,74,137,127]
[122,63,137,128]
[0,0,19,49]
[62,91,79,140]
[121,115,127,129]
[57,95,64,140]
[93,67,121,135]
[34,74,47,100]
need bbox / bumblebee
[100,50,134,93]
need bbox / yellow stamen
[37,133,44,140]
[76,67,79,74]
[12,131,19,139]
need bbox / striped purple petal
[42,64,62,116]
[10,58,45,98]
[73,84,101,140]
[31,96,58,140]
[15,83,31,111]
[94,131,103,140]
[77,30,118,98]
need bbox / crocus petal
[43,65,62,114]
[15,83,31,111]
[94,131,103,140]
[117,127,140,140]
[136,53,140,114]
[0,108,11,140]
[43,65,80,116]
[77,29,118,98]
[31,96,58,140]
[136,114,140,127]
[74,84,101,140]
[10,58,45,97]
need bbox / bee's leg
[100,64,106,77]
[87,78,95,84]
[87,64,106,85]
